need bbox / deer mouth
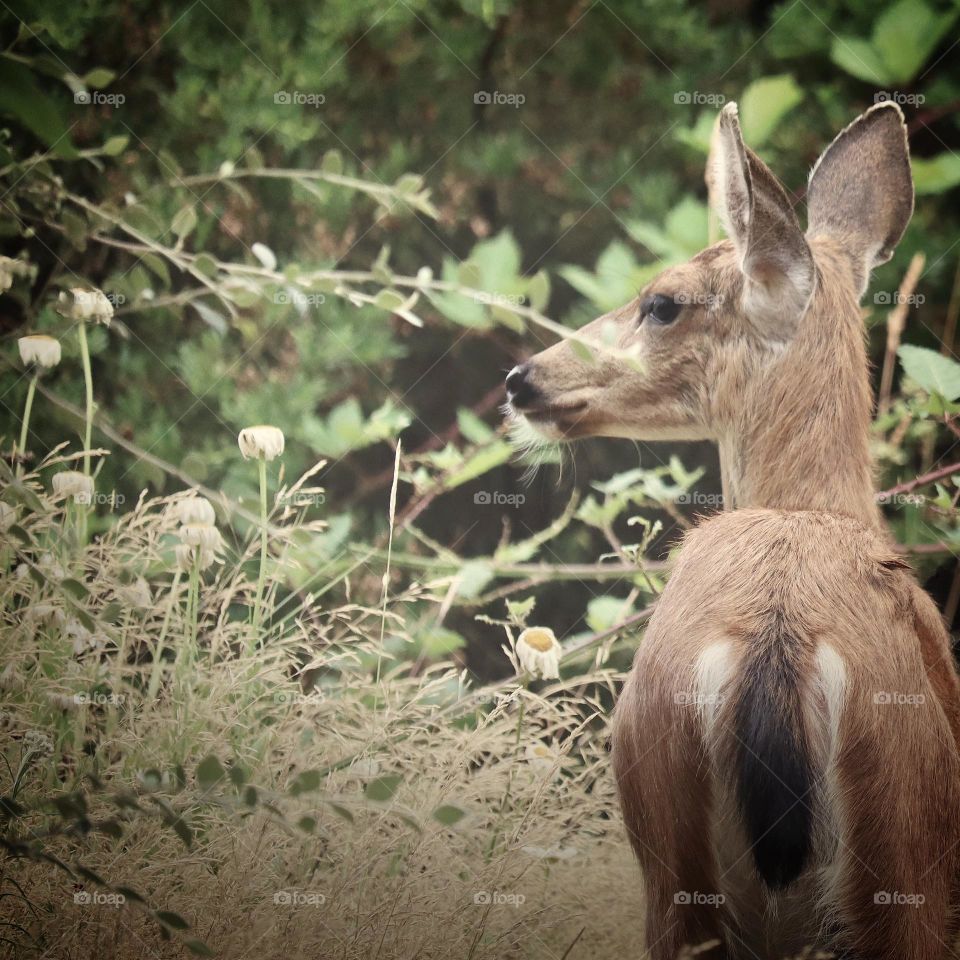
[513,399,590,437]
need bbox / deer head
[506,101,914,523]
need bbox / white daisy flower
[238,425,285,461]
[516,627,562,680]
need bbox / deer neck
[717,309,880,528]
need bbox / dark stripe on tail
[732,616,813,889]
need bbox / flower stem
[251,455,268,641]
[77,323,94,476]
[18,374,37,468]
[147,570,182,700]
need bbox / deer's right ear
[706,102,814,338]
[806,102,914,295]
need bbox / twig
[877,461,960,499]
[879,252,925,414]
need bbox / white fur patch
[814,643,846,750]
[694,641,736,737]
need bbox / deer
[504,101,960,959]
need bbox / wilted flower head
[238,425,285,461]
[18,334,61,369]
[22,729,54,757]
[24,602,67,628]
[516,626,562,680]
[173,495,216,526]
[175,542,217,572]
[180,522,224,551]
[0,256,32,292]
[119,577,152,610]
[58,287,114,326]
[52,471,94,505]
[0,501,15,532]
[65,619,103,656]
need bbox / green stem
[251,456,268,641]
[77,323,94,476]
[18,374,37,466]
[147,570,182,700]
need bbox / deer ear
[807,101,913,295]
[706,102,814,337]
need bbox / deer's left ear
[706,102,814,338]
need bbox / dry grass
[0,461,645,960]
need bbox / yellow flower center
[522,629,555,652]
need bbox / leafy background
[5,1,960,957]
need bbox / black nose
[505,363,541,408]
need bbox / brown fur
[507,102,960,958]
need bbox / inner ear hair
[706,102,814,336]
[806,101,914,294]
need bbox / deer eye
[640,293,682,326]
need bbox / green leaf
[526,270,550,312]
[171,204,197,240]
[0,59,76,157]
[872,0,958,84]
[321,149,343,175]
[288,769,321,796]
[184,939,214,956]
[898,345,960,401]
[196,755,226,790]
[365,775,402,802]
[912,154,960,196]
[739,75,803,145]
[60,578,89,600]
[328,802,354,822]
[419,626,466,657]
[432,804,467,826]
[830,36,891,85]
[83,67,116,89]
[156,910,190,930]
[101,135,128,157]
